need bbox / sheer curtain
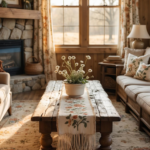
[34,0,57,82]
[118,0,140,57]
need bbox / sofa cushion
[117,75,150,89]
[125,85,150,101]
[0,84,9,104]
[137,93,150,115]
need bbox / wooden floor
[12,90,45,100]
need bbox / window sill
[55,45,118,48]
[55,46,117,54]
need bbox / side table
[98,62,124,93]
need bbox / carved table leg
[99,132,112,150]
[40,133,55,150]
[97,121,113,150]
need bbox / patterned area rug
[0,97,150,150]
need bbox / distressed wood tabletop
[31,80,120,122]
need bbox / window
[51,0,80,45]
[51,0,120,46]
[89,0,119,45]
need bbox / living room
[0,0,150,150]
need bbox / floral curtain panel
[118,0,140,57]
[34,0,57,82]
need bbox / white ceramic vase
[65,83,85,98]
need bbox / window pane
[64,27,79,45]
[89,27,104,45]
[105,0,119,6]
[105,27,118,45]
[53,27,63,45]
[64,0,79,6]
[89,8,104,26]
[64,8,79,26]
[52,8,63,26]
[51,0,63,6]
[105,8,119,26]
[89,0,105,6]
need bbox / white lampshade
[127,25,150,39]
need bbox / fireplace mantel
[0,8,41,20]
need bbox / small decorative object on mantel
[0,60,5,72]
[0,0,22,8]
[23,0,32,10]
[25,56,43,75]
[54,55,94,98]
[103,55,124,64]
[1,0,7,7]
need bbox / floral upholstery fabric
[118,0,140,57]
[34,0,57,82]
[134,63,150,81]
[125,54,150,77]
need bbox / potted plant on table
[54,55,94,98]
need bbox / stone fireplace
[0,18,46,94]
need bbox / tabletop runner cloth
[57,86,96,150]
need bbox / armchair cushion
[0,84,9,104]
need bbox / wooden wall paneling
[94,54,98,80]
[97,54,105,81]
[139,0,150,48]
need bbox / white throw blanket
[57,86,96,150]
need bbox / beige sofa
[0,72,12,121]
[116,47,150,135]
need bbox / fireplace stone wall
[0,18,47,94]
[0,18,34,63]
[10,74,46,94]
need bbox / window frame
[52,0,120,48]
[51,1,81,46]
[87,0,120,46]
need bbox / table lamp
[127,25,150,49]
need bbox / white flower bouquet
[54,55,94,84]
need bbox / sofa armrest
[116,64,124,77]
[0,72,10,86]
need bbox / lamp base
[131,39,145,49]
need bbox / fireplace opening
[0,40,24,76]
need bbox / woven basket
[25,56,43,75]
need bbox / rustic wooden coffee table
[31,80,121,150]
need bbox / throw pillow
[144,47,150,64]
[134,62,150,81]
[0,60,5,72]
[121,47,145,74]
[125,54,150,77]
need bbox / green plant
[1,0,7,8]
[54,55,94,84]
